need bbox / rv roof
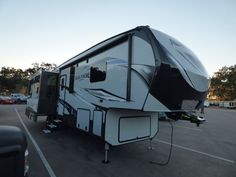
[30,69,57,80]
[53,26,149,71]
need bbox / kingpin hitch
[180,112,206,127]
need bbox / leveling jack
[102,143,110,164]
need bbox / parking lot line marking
[153,139,235,164]
[15,108,57,177]
[159,122,202,132]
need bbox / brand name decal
[75,72,90,80]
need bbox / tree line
[208,65,236,101]
[0,62,56,95]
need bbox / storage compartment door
[93,110,103,136]
[77,109,90,132]
[118,116,151,143]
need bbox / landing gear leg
[102,143,110,164]
[148,138,154,150]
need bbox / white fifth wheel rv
[26,26,209,161]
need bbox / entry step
[53,119,63,123]
[43,129,51,134]
[47,123,57,129]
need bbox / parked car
[0,126,29,177]
[10,93,28,104]
[0,96,15,104]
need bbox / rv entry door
[58,75,67,116]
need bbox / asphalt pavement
[0,105,235,177]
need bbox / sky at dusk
[0,0,235,76]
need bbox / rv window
[61,78,64,90]
[47,75,57,86]
[69,66,75,93]
[28,80,33,95]
[90,62,106,83]
[35,75,40,83]
[36,86,39,94]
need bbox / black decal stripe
[85,89,127,101]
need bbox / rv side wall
[56,30,160,144]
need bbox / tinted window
[90,62,106,83]
[61,78,64,90]
[69,66,75,93]
[47,75,57,86]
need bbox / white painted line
[153,139,235,164]
[174,125,202,131]
[15,108,57,177]
[159,122,202,131]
